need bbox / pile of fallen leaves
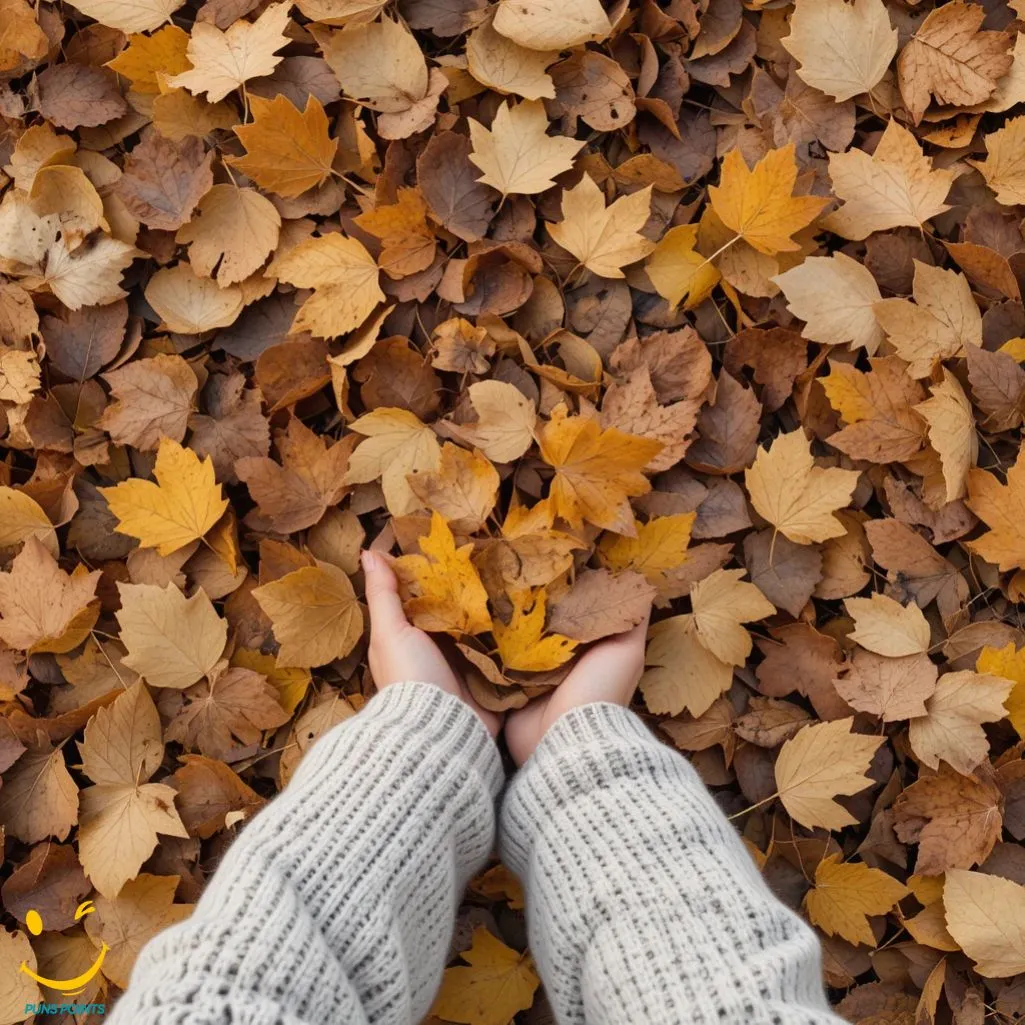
[1,0,1025,1020]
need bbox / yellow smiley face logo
[19,901,109,995]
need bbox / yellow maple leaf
[393,512,492,636]
[707,144,828,256]
[744,429,860,545]
[228,94,338,199]
[492,589,577,671]
[353,187,436,279]
[167,2,291,103]
[100,437,229,556]
[599,512,696,586]
[431,927,539,1025]
[106,25,190,93]
[966,448,1025,571]
[547,174,654,278]
[270,233,384,339]
[645,223,721,310]
[537,405,662,535]
[468,99,584,196]
[977,642,1025,736]
[805,854,909,947]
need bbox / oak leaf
[76,683,188,897]
[228,95,338,199]
[393,512,492,636]
[774,718,882,830]
[116,583,228,690]
[909,671,1013,775]
[944,870,1025,978]
[537,405,661,535]
[547,175,654,278]
[805,854,908,947]
[782,0,897,101]
[708,144,828,256]
[253,561,363,668]
[101,437,228,556]
[468,100,584,196]
[744,429,860,545]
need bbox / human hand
[504,610,651,766]
[361,550,502,737]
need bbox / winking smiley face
[19,900,109,995]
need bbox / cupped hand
[361,550,502,736]
[504,610,650,766]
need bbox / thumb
[361,550,409,633]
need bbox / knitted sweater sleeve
[109,681,504,1025]
[499,702,845,1025]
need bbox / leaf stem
[727,791,779,821]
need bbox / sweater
[109,682,844,1025]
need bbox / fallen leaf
[407,442,500,533]
[774,718,882,830]
[101,437,228,556]
[846,593,931,657]
[805,854,908,947]
[965,448,1025,571]
[493,588,577,670]
[944,870,1025,978]
[835,650,938,722]
[548,568,654,642]
[745,429,860,545]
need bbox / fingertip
[362,549,407,628]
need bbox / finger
[361,550,409,633]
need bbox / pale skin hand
[362,550,651,764]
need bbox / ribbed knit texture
[109,682,503,1025]
[111,686,843,1025]
[501,702,843,1025]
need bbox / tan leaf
[468,100,584,196]
[845,593,931,657]
[824,121,955,240]
[915,369,978,504]
[548,568,654,643]
[774,718,882,830]
[492,0,611,50]
[253,561,362,668]
[834,650,938,722]
[0,740,78,843]
[407,443,500,533]
[745,429,860,545]
[116,582,228,690]
[547,175,654,278]
[448,380,537,463]
[466,17,556,100]
[897,2,1012,124]
[943,870,1025,978]
[144,263,243,335]
[782,0,897,101]
[908,671,1012,775]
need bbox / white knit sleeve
[109,681,504,1025]
[499,702,845,1025]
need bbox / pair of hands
[361,550,649,766]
